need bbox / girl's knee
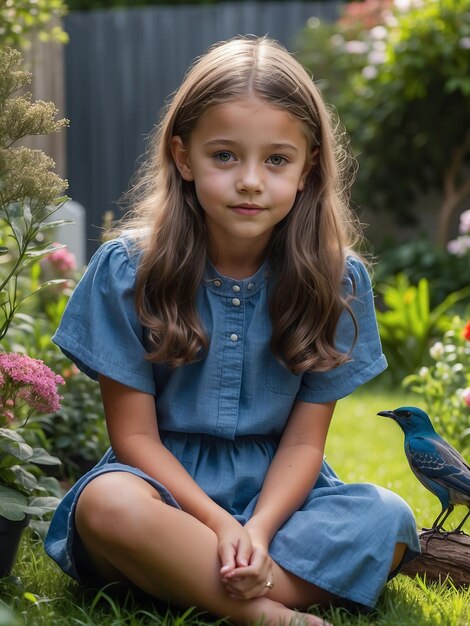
[75,472,162,542]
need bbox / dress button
[247,282,254,290]
[232,298,241,306]
[232,284,241,292]
[230,333,238,342]
[213,279,222,287]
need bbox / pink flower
[42,243,77,275]
[0,352,64,425]
[462,388,470,408]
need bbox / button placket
[216,289,245,438]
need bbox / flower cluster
[42,242,77,275]
[447,210,470,257]
[0,352,64,426]
[404,317,470,454]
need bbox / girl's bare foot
[246,597,332,626]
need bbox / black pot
[0,515,30,577]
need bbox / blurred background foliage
[298,0,470,245]
[0,0,68,49]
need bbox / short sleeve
[297,257,387,403]
[52,238,155,394]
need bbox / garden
[1,0,470,625]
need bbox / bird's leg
[434,506,454,531]
[422,506,454,535]
[450,508,470,535]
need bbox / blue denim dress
[45,238,419,609]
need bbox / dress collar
[203,259,269,298]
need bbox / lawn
[1,384,469,626]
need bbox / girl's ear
[171,136,194,181]
[298,146,320,191]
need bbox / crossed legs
[75,472,405,626]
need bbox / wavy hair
[116,36,362,372]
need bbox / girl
[45,36,419,626]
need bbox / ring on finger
[264,579,274,590]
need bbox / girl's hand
[217,519,254,580]
[221,523,274,600]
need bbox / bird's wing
[406,437,470,497]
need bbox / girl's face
[171,97,312,263]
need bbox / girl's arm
[246,399,335,545]
[222,400,335,598]
[99,375,253,571]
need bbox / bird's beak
[377,410,396,419]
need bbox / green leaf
[29,447,61,466]
[39,219,74,231]
[7,466,38,493]
[0,431,33,465]
[28,496,60,513]
[0,485,28,521]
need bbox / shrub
[403,317,470,456]
[375,274,470,384]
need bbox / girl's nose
[236,163,264,194]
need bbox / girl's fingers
[234,534,252,568]
[218,543,237,576]
[223,577,270,600]
[222,548,273,599]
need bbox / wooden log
[401,530,470,586]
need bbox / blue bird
[377,406,470,534]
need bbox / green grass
[1,384,469,626]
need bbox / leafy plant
[0,47,69,340]
[374,236,470,308]
[403,317,470,456]
[0,46,68,529]
[0,353,63,527]
[298,0,470,243]
[375,274,470,384]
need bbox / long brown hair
[117,36,361,373]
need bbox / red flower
[463,321,470,341]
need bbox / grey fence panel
[64,1,341,258]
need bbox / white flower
[372,40,387,52]
[368,50,386,65]
[459,37,470,50]
[370,26,388,40]
[447,236,470,256]
[362,65,378,79]
[307,17,320,29]
[430,342,445,360]
[419,367,429,377]
[394,0,412,10]
[394,0,425,10]
[330,34,344,48]
[384,12,399,27]
[344,40,369,54]
[459,209,470,234]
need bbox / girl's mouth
[231,204,265,215]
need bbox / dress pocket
[265,360,301,396]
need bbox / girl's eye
[267,155,287,166]
[214,151,233,162]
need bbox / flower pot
[0,515,29,577]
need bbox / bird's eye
[403,411,411,418]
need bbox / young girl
[45,36,419,626]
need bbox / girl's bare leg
[75,473,332,625]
